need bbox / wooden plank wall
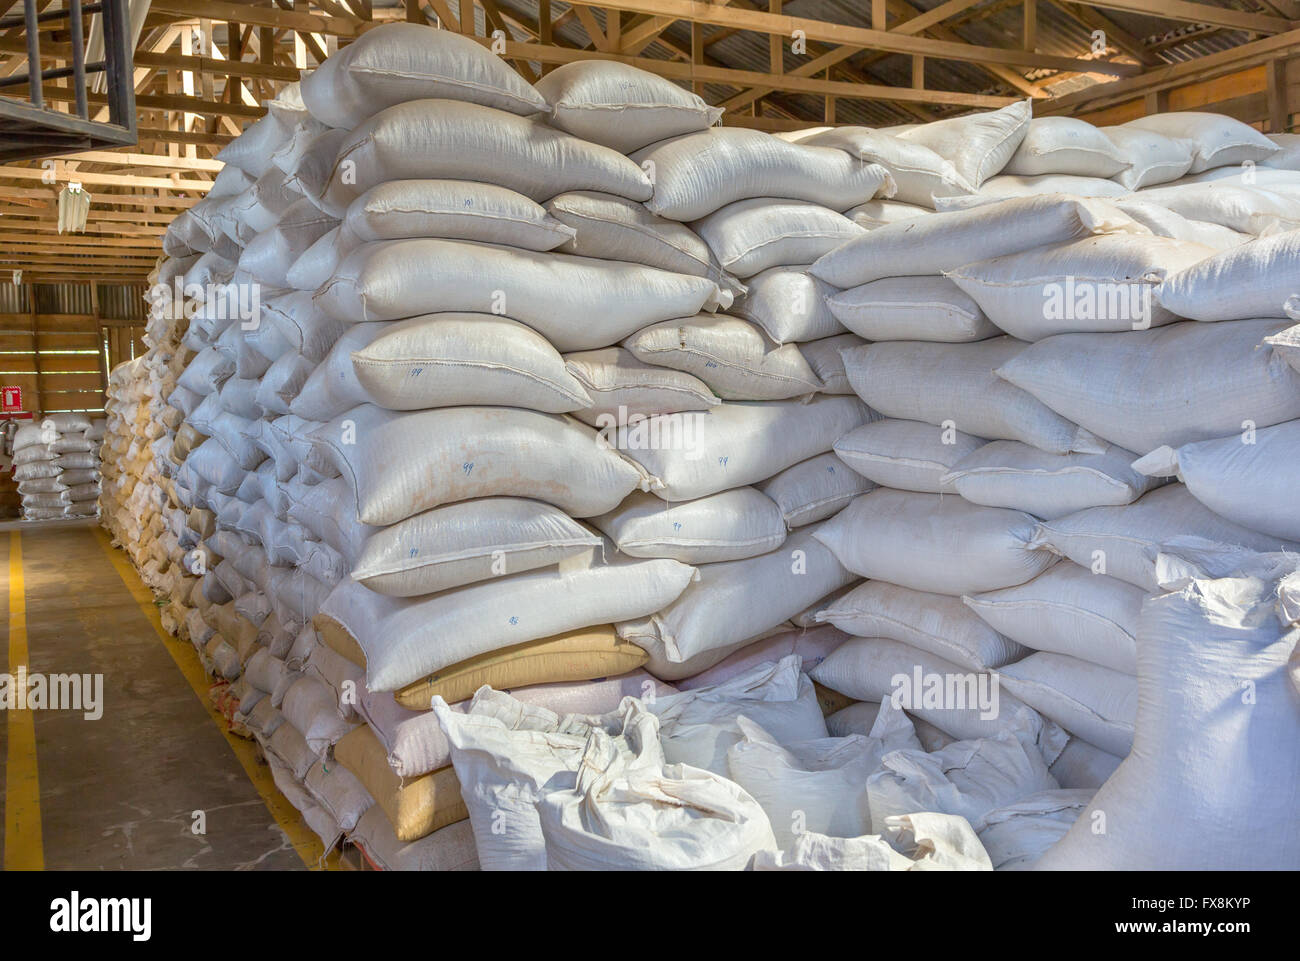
[0,284,146,517]
[0,284,147,417]
[1076,57,1298,132]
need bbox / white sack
[308,405,649,525]
[813,488,1055,596]
[964,562,1144,674]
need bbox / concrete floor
[0,520,311,870]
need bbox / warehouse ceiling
[0,0,1296,283]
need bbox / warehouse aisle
[0,520,317,870]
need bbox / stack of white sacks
[13,413,104,520]
[100,302,200,637]
[100,22,1299,870]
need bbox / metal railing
[0,0,136,156]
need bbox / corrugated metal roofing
[491,0,1283,125]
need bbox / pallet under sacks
[95,21,1300,871]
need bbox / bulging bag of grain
[622,314,823,401]
[350,497,604,597]
[328,552,695,692]
[811,193,1145,288]
[727,266,841,345]
[795,126,975,207]
[592,487,787,564]
[840,338,1102,455]
[946,234,1214,340]
[1120,111,1280,173]
[320,99,652,215]
[563,347,719,426]
[832,418,986,493]
[815,580,1027,671]
[1101,126,1193,190]
[693,198,865,278]
[343,179,577,252]
[964,561,1144,673]
[300,22,546,129]
[616,526,856,664]
[633,128,895,221]
[1028,483,1300,593]
[317,239,729,351]
[896,99,1032,187]
[826,276,999,344]
[1004,117,1128,178]
[534,60,722,153]
[619,396,872,501]
[308,404,649,525]
[1131,420,1300,542]
[943,440,1159,519]
[1157,230,1300,321]
[995,320,1300,454]
[813,488,1055,595]
[1037,542,1300,869]
[349,314,593,413]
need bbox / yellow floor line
[4,529,44,870]
[94,527,337,871]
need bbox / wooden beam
[887,0,1044,98]
[572,4,613,51]
[149,0,362,37]
[769,0,782,74]
[889,0,984,37]
[1065,0,1291,34]
[719,45,861,111]
[51,150,224,173]
[562,0,1141,76]
[0,166,213,192]
[1041,27,1300,114]
[493,38,1022,108]
[1052,2,1157,67]
[1023,0,1036,52]
[134,50,301,81]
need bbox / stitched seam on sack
[978,118,1031,184]
[838,451,948,471]
[351,357,588,406]
[355,536,602,579]
[948,273,1161,290]
[570,371,713,405]
[548,208,710,268]
[635,344,820,389]
[553,101,715,116]
[358,208,565,234]
[998,674,1132,731]
[949,466,1129,492]
[620,534,784,551]
[825,607,985,665]
[347,67,538,112]
[840,301,979,321]
[965,598,1132,638]
[723,230,855,267]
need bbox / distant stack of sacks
[13,413,104,520]
[100,283,201,638]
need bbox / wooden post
[27,285,41,418]
[1267,58,1289,133]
